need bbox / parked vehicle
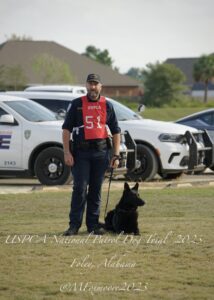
[176,109,214,142]
[4,91,214,181]
[25,84,87,95]
[0,95,136,185]
[176,108,214,172]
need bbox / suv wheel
[125,144,158,181]
[34,147,71,185]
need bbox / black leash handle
[104,167,114,219]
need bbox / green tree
[82,45,114,67]
[32,53,75,84]
[5,65,27,90]
[142,62,186,107]
[5,33,33,41]
[193,54,214,103]
[126,67,144,82]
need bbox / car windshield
[5,100,58,122]
[109,99,142,121]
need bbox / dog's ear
[124,182,130,190]
[132,182,139,191]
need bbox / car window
[31,99,70,113]
[0,107,9,117]
[5,100,58,122]
[199,112,214,126]
[110,99,142,121]
[24,97,142,121]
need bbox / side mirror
[138,104,145,113]
[57,109,66,119]
[0,114,15,124]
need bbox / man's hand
[64,152,74,166]
[110,156,120,169]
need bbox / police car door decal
[0,131,12,149]
[0,124,22,169]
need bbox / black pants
[69,148,110,230]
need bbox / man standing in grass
[62,74,121,235]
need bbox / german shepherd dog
[105,182,145,235]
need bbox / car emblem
[24,130,31,140]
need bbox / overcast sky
[0,0,213,73]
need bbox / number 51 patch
[82,96,108,140]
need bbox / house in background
[0,40,143,101]
[165,57,214,100]
[191,82,214,98]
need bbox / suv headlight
[158,133,186,143]
[193,132,204,143]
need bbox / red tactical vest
[82,95,108,140]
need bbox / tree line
[1,35,214,104]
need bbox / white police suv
[24,84,87,95]
[0,95,136,185]
[4,91,214,181]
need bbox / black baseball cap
[86,74,101,83]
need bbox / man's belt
[76,139,107,151]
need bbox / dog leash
[104,167,114,219]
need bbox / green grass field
[141,107,209,122]
[118,99,213,122]
[0,186,213,300]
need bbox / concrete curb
[0,179,214,194]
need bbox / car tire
[125,144,158,181]
[34,147,71,185]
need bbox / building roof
[0,41,140,87]
[165,57,199,86]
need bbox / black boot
[63,227,79,236]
